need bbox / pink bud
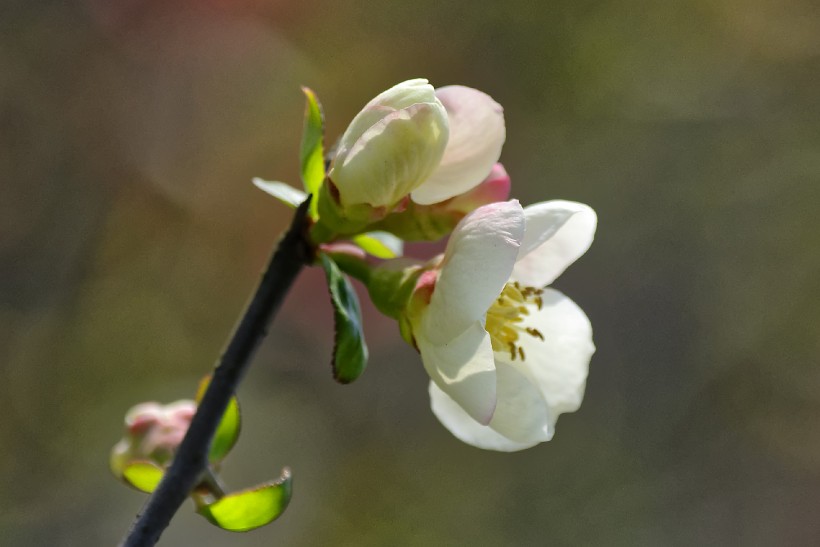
[319,242,368,260]
[444,163,511,214]
[112,399,197,473]
[413,270,439,305]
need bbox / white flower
[407,199,596,451]
[329,79,505,209]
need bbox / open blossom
[328,78,505,210]
[405,199,596,451]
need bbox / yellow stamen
[485,283,546,361]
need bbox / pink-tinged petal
[422,200,524,344]
[319,242,367,260]
[417,322,498,425]
[164,400,197,422]
[125,402,164,429]
[444,163,512,214]
[429,381,544,452]
[411,86,505,205]
[505,288,594,423]
[511,201,597,287]
[330,102,449,207]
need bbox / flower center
[485,282,545,361]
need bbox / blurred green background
[3,0,820,545]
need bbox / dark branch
[120,198,314,547]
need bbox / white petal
[487,362,552,443]
[422,200,524,344]
[363,78,437,112]
[417,322,498,425]
[429,379,546,452]
[335,79,438,160]
[411,86,505,205]
[507,288,594,423]
[330,102,449,207]
[512,201,597,287]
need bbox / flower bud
[110,400,197,477]
[328,79,449,209]
[444,163,511,214]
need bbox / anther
[526,328,545,341]
[486,282,548,358]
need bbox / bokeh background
[3,0,820,545]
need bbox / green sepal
[122,461,165,494]
[398,313,416,347]
[196,376,242,464]
[352,231,404,259]
[198,468,292,532]
[312,182,375,242]
[366,260,425,320]
[368,200,460,242]
[300,87,325,219]
[319,253,368,383]
[253,178,307,208]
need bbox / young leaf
[300,87,325,218]
[319,254,368,383]
[198,468,293,532]
[123,461,165,494]
[253,178,308,208]
[352,231,404,259]
[196,376,242,464]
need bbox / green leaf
[196,376,242,464]
[253,178,307,208]
[300,87,325,218]
[319,254,368,383]
[123,461,164,494]
[352,231,404,259]
[199,468,292,532]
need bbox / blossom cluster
[110,77,598,538]
[260,79,598,451]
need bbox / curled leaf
[319,254,368,383]
[300,87,325,218]
[352,231,404,259]
[198,468,293,532]
[122,461,165,494]
[196,376,242,464]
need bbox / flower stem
[119,198,314,547]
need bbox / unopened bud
[111,400,197,477]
